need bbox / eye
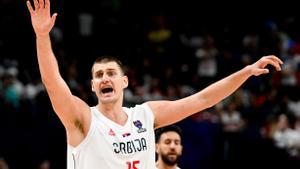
[95,72,103,78]
[107,71,116,77]
[164,140,171,145]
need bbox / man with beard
[155,125,183,169]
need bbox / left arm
[148,55,283,129]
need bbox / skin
[27,0,283,147]
[156,131,182,169]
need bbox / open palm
[27,0,57,36]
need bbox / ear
[155,143,159,153]
[91,79,95,92]
[122,75,128,88]
[179,144,183,155]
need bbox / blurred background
[1,0,300,168]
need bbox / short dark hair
[155,125,183,143]
[91,55,125,76]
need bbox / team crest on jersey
[133,120,146,133]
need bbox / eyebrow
[94,68,117,74]
[164,138,181,141]
[106,68,117,71]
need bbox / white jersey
[67,103,156,169]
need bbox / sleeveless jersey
[67,103,156,169]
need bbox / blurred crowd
[1,0,300,168]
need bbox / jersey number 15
[126,160,140,169]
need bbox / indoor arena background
[1,0,300,168]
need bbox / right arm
[27,0,90,145]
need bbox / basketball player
[155,125,183,169]
[26,0,283,168]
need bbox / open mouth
[101,87,113,94]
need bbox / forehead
[160,131,181,141]
[93,61,121,73]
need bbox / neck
[97,103,127,126]
[156,161,177,169]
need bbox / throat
[97,106,128,126]
[110,113,128,126]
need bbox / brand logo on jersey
[122,132,131,137]
[133,120,146,133]
[108,129,116,136]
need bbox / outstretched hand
[26,0,57,37]
[248,55,283,76]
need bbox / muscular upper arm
[45,76,90,133]
[146,94,207,128]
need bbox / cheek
[93,78,101,83]
[177,146,183,153]
[92,79,101,86]
[92,80,100,90]
[161,145,169,151]
[156,145,166,153]
[114,81,123,89]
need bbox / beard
[161,153,180,166]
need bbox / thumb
[50,13,58,26]
[254,68,269,76]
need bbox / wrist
[36,33,50,39]
[36,34,51,41]
[243,65,253,77]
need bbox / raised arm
[26,0,90,140]
[148,55,283,129]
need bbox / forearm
[197,66,252,108]
[152,55,282,128]
[36,35,61,85]
[151,66,253,127]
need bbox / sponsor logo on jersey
[113,138,147,154]
[133,120,147,133]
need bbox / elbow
[41,76,52,86]
[202,98,218,109]
[205,101,215,109]
[41,77,53,90]
[40,68,60,85]
[41,76,47,84]
[40,75,60,89]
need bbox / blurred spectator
[2,69,21,109]
[263,113,300,157]
[219,101,244,133]
[37,160,50,169]
[196,34,218,85]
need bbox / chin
[100,98,117,104]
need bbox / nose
[101,73,110,83]
[170,142,176,148]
